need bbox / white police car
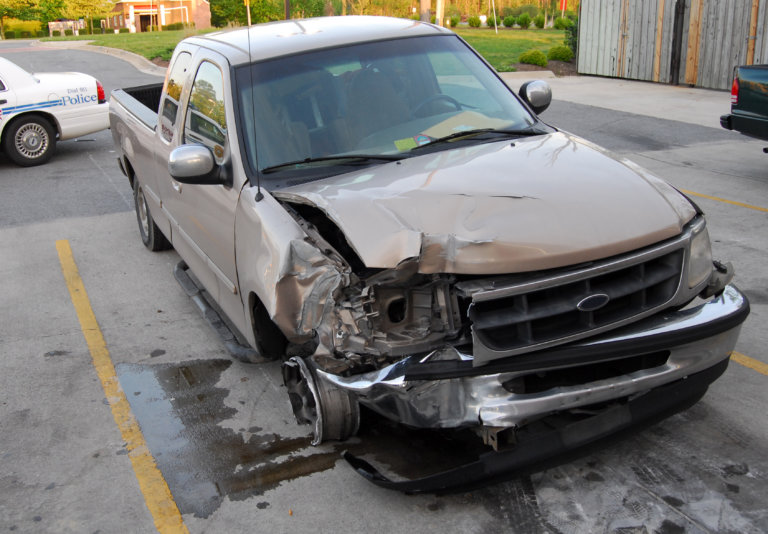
[0,57,109,166]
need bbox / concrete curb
[35,39,167,77]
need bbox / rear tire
[133,180,171,251]
[3,116,56,167]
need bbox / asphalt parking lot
[1,40,767,534]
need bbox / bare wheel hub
[283,357,360,445]
[15,123,49,159]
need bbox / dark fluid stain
[742,289,768,305]
[721,463,749,477]
[45,483,55,490]
[256,502,270,510]
[44,350,70,357]
[584,471,604,482]
[662,495,684,507]
[117,360,349,518]
[725,483,740,494]
[426,500,444,512]
[656,519,685,534]
[117,359,492,519]
[150,349,166,358]
[32,517,41,522]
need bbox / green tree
[210,0,281,27]
[37,0,64,24]
[65,0,114,32]
[0,0,36,39]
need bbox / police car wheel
[4,116,56,167]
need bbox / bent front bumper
[319,285,749,430]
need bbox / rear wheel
[133,180,171,251]
[3,116,56,166]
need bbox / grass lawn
[42,25,566,70]
[455,27,567,71]
[42,29,206,61]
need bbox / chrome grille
[469,248,685,361]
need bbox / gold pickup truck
[110,16,749,490]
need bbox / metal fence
[578,0,768,90]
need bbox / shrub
[565,17,578,56]
[533,14,545,29]
[4,30,17,39]
[517,12,531,29]
[80,27,91,35]
[20,30,31,38]
[487,14,500,27]
[512,4,539,18]
[548,45,574,62]
[36,30,45,37]
[52,30,61,36]
[64,29,73,36]
[519,49,547,67]
[554,16,573,30]
[163,22,185,30]
[501,6,514,17]
[449,16,460,27]
[119,28,130,33]
[430,15,436,23]
[468,15,481,28]
[503,16,516,28]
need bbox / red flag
[560,0,567,10]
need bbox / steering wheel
[413,94,463,117]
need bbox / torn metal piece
[343,355,728,493]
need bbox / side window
[159,51,192,142]
[185,61,228,164]
[0,78,6,91]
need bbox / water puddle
[117,359,486,517]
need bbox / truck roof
[181,16,452,66]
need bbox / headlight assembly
[687,223,713,289]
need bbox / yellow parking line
[731,351,768,376]
[680,189,768,213]
[56,240,189,534]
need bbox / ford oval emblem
[577,293,610,312]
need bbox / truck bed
[721,65,768,142]
[110,83,163,130]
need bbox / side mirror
[518,80,552,115]
[168,145,222,185]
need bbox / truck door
[162,55,243,318]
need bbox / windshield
[234,34,537,184]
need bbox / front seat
[345,66,410,143]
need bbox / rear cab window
[159,51,192,143]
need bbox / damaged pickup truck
[110,16,749,489]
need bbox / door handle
[0,100,7,105]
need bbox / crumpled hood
[275,132,697,274]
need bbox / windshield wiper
[261,154,407,174]
[410,126,548,152]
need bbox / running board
[173,261,271,363]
